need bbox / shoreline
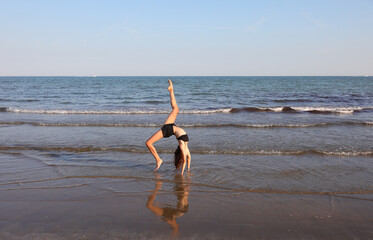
[1,159,373,240]
[1,188,373,239]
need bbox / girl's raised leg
[164,79,179,125]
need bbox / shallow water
[1,76,373,194]
[1,151,373,239]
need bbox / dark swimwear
[162,207,177,221]
[177,134,189,142]
[161,123,175,138]
[162,123,190,142]
[161,205,188,222]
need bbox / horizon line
[0,75,370,77]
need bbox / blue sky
[0,0,372,76]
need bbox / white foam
[7,107,232,115]
[5,106,373,115]
[181,108,232,114]
[249,123,327,128]
[320,151,373,156]
[264,107,284,112]
[291,106,365,114]
[259,106,373,114]
[8,108,167,115]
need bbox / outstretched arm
[179,142,187,175]
[186,147,191,170]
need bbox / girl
[145,80,191,175]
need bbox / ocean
[1,76,373,193]
[1,76,373,239]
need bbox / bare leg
[146,80,179,170]
[146,130,164,170]
[146,175,163,216]
[164,79,179,124]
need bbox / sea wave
[0,99,38,102]
[1,106,373,115]
[230,106,373,114]
[1,107,232,115]
[1,146,372,156]
[4,108,171,115]
[193,150,373,157]
[1,121,372,128]
[0,122,160,128]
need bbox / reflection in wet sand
[146,173,190,237]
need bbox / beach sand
[1,152,373,240]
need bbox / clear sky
[1,0,372,76]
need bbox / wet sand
[1,187,373,239]
[1,153,373,239]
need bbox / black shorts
[161,123,175,138]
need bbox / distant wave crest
[1,121,373,128]
[2,107,231,115]
[1,106,372,115]
[230,106,373,114]
[1,146,372,157]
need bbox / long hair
[174,146,184,169]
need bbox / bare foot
[168,79,173,92]
[154,159,163,171]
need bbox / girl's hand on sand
[168,79,173,92]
